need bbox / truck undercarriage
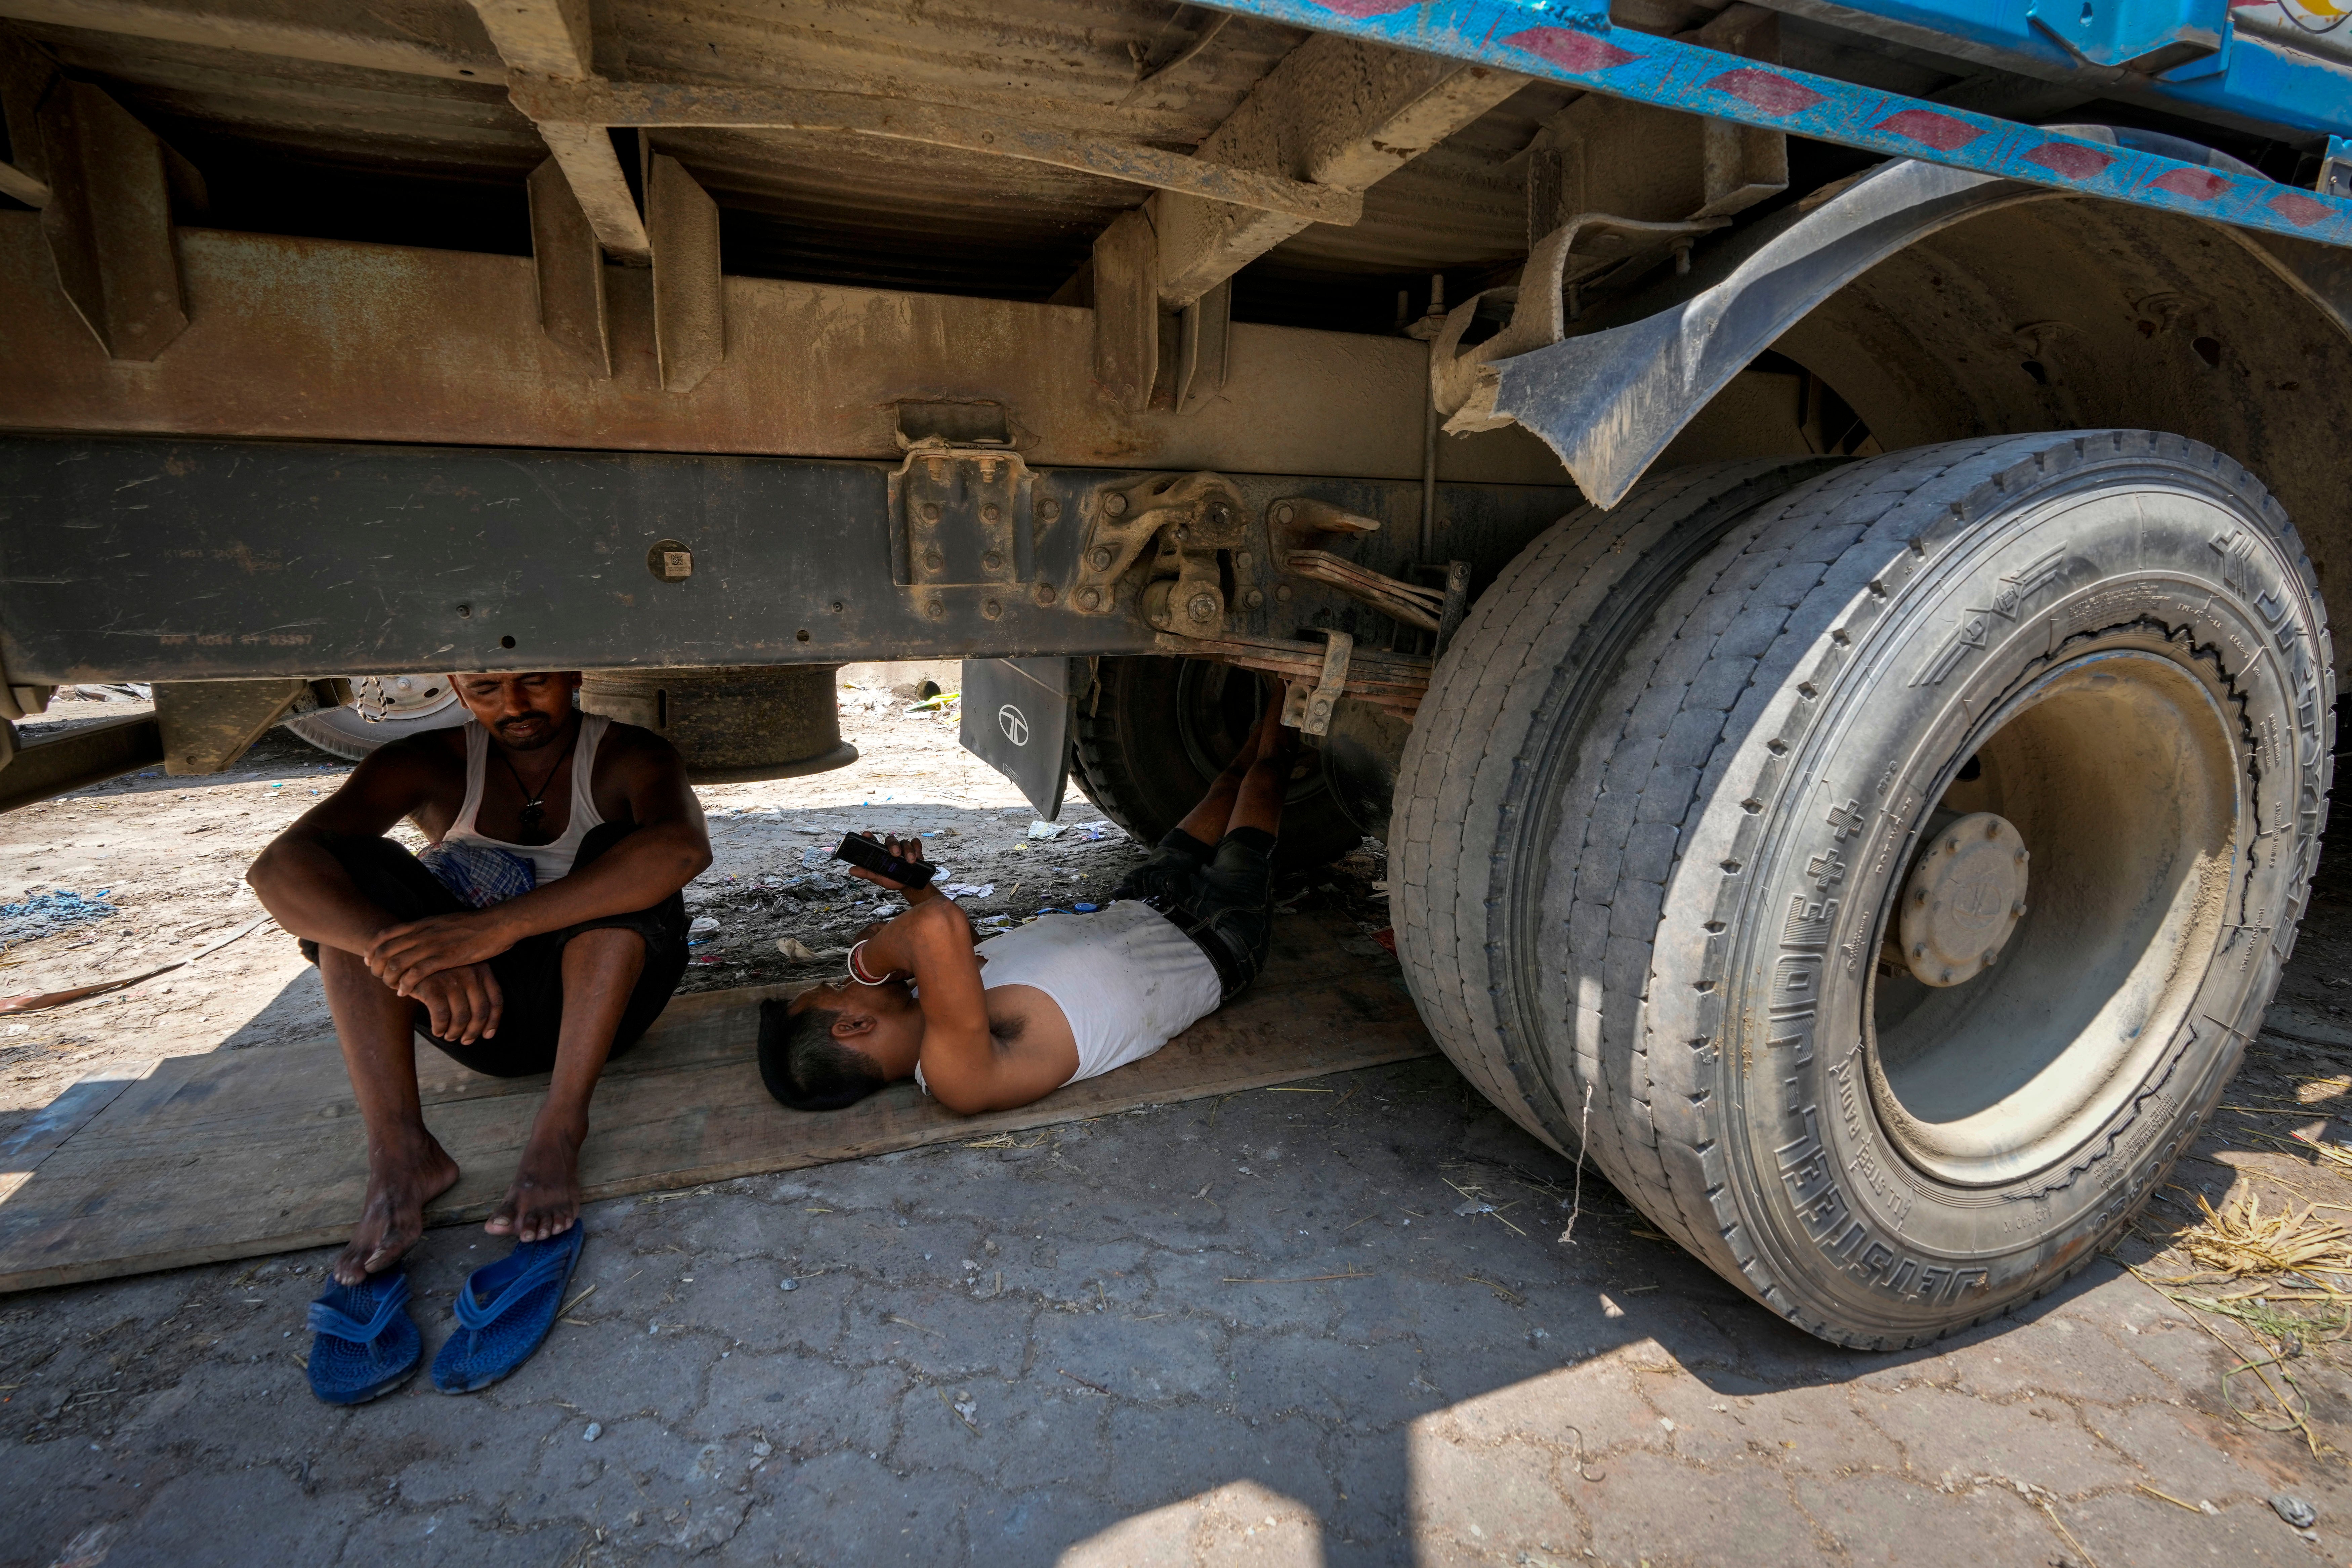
[3,0,2348,1346]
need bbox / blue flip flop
[306,1271,422,1405]
[430,1225,584,1394]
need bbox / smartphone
[833,832,938,888]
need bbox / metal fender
[1450,159,2059,507]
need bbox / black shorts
[300,824,689,1077]
[1111,826,1277,1001]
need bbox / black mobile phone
[833,832,938,888]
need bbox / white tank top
[440,713,609,883]
[955,901,1222,1087]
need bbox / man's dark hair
[757,998,889,1112]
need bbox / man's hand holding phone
[837,832,939,898]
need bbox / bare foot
[485,1118,584,1244]
[334,1132,460,1285]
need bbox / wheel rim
[1865,648,2241,1187]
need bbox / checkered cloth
[415,842,538,909]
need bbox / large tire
[1395,433,2332,1348]
[282,675,467,761]
[1071,654,1364,870]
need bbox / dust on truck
[1,0,2346,1347]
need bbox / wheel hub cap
[1898,811,2027,987]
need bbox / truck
[1,0,2345,1349]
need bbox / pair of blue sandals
[304,1226,584,1404]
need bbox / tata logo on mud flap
[998,704,1030,747]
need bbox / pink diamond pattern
[1501,27,1641,74]
[2023,141,2116,180]
[1875,109,1983,153]
[2268,189,2331,227]
[2151,166,2230,202]
[1704,68,1825,116]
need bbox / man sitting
[248,672,710,1288]
[760,688,1294,1113]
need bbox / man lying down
[762,688,1297,1113]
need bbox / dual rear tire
[1393,433,2332,1346]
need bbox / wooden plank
[0,911,1429,1294]
[509,77,1363,227]
[1149,36,1528,309]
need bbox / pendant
[519,801,545,831]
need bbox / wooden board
[0,911,1430,1294]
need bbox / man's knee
[562,924,647,976]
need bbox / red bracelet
[847,939,889,986]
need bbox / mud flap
[957,657,1080,819]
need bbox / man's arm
[247,738,444,953]
[851,859,1073,1114]
[367,730,712,992]
[246,737,507,1044]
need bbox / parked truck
[2,0,2347,1348]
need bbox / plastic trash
[687,916,720,936]
[1026,820,1067,840]
[2272,1495,2318,1529]
[942,883,995,900]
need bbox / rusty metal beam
[0,713,161,813]
[527,154,608,377]
[0,27,51,208]
[647,153,720,394]
[1148,36,1529,310]
[464,0,648,264]
[1092,209,1158,414]
[37,79,183,360]
[510,77,1363,226]
[0,213,1569,485]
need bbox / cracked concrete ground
[4,694,2351,1566]
[5,1057,2345,1567]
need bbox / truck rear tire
[1393,433,2331,1347]
[1071,654,1364,870]
[281,675,466,761]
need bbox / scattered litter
[582,1422,601,1443]
[2272,1494,2318,1529]
[778,1278,799,1292]
[0,889,117,946]
[799,846,834,868]
[2136,1484,2208,1514]
[0,914,271,1015]
[687,916,721,936]
[1220,1271,1374,1284]
[941,883,995,900]
[1073,902,1099,913]
[1026,820,1066,840]
[1599,1293,1626,1319]
[776,938,838,964]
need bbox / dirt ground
[0,679,1387,1124]
[2,683,2351,1566]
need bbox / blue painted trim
[1200,2,2352,248]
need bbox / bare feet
[485,1116,584,1244]
[334,1132,460,1284]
